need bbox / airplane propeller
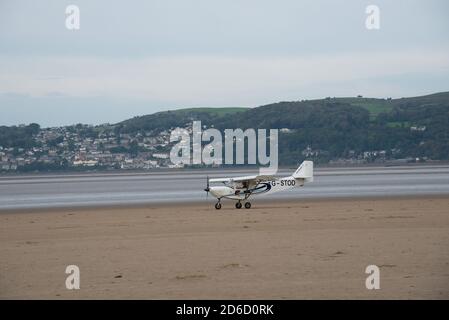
[204,175,210,198]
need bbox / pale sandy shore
[1,196,448,299]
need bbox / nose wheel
[215,202,222,210]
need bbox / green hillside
[118,107,249,134]
[115,92,449,163]
[333,97,393,119]
[325,92,449,120]
[172,107,249,116]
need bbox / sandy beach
[1,196,448,299]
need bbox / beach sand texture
[1,196,448,299]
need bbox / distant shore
[2,161,449,178]
[1,196,448,299]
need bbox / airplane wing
[209,175,276,184]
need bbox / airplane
[204,160,313,209]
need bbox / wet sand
[1,196,448,299]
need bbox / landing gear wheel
[244,202,251,209]
[215,202,222,210]
[235,202,242,209]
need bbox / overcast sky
[1,0,448,127]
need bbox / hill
[116,92,449,163]
[1,92,448,173]
[117,107,248,134]
[172,107,249,116]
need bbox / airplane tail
[292,161,314,182]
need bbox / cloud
[0,49,448,106]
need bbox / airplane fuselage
[209,176,304,200]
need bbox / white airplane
[204,161,314,209]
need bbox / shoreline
[1,193,449,215]
[2,162,449,179]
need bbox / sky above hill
[1,0,448,127]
